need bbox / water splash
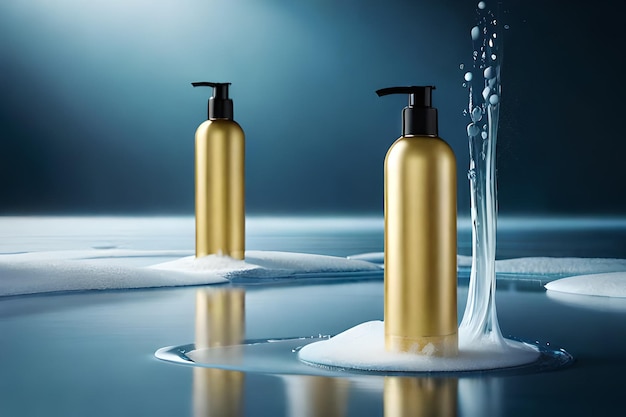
[459,1,505,345]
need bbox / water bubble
[462,109,468,116]
[484,66,495,79]
[464,72,473,82]
[482,86,490,101]
[491,53,497,60]
[489,94,499,105]
[481,131,488,139]
[471,107,483,122]
[467,123,480,137]
[471,26,480,40]
[504,24,510,29]
[460,63,465,70]
[478,1,486,9]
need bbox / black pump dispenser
[376,86,438,136]
[192,82,234,120]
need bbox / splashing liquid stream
[459,3,505,346]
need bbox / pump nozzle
[376,86,438,136]
[192,82,233,120]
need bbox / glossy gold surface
[195,120,245,259]
[194,288,245,349]
[384,135,458,356]
[384,377,457,417]
[193,289,246,417]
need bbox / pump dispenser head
[376,86,438,136]
[192,82,234,120]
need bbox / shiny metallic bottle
[377,86,458,356]
[192,82,245,259]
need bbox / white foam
[0,249,381,297]
[298,321,539,372]
[545,272,626,298]
[496,257,626,276]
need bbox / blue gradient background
[0,0,623,215]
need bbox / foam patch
[0,250,382,297]
[545,272,626,298]
[298,321,540,372]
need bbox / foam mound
[0,250,382,297]
[298,321,540,372]
[545,272,626,298]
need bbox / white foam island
[0,250,381,297]
[298,320,540,372]
[545,272,626,298]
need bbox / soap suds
[0,250,381,297]
[545,272,626,298]
[298,321,540,372]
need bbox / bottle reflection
[193,288,246,417]
[282,375,349,417]
[384,377,458,417]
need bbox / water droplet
[462,109,468,116]
[464,72,473,82]
[462,82,467,88]
[489,94,499,105]
[471,106,483,122]
[473,51,479,58]
[468,169,477,180]
[459,63,465,70]
[478,1,486,9]
[482,124,488,130]
[467,123,480,137]
[481,131,488,140]
[484,66,495,79]
[482,86,490,101]
[488,77,497,88]
[482,51,486,59]
[493,33,497,38]
[488,38,494,48]
[491,53,497,60]
[504,24,510,29]
[471,26,480,40]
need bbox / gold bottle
[192,82,245,259]
[384,377,458,417]
[377,86,458,356]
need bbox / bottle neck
[403,107,438,136]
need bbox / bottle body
[195,119,245,259]
[384,135,457,356]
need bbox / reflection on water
[282,375,349,417]
[193,288,246,417]
[384,377,457,417]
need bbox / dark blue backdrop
[1,0,623,215]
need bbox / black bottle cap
[376,86,438,136]
[191,82,234,120]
